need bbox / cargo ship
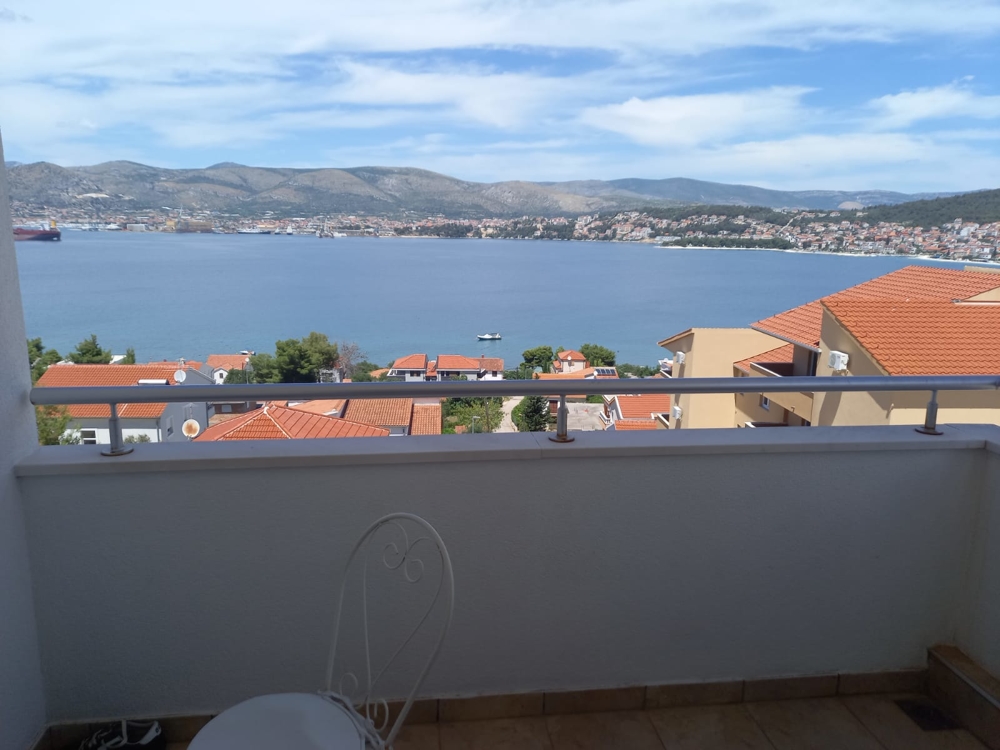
[13,220,61,242]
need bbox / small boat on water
[477,333,502,341]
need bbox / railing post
[915,390,943,436]
[101,403,134,456]
[549,394,575,443]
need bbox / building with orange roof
[659,266,1000,430]
[811,298,1000,427]
[409,404,443,435]
[195,404,388,441]
[342,398,414,435]
[386,353,504,382]
[35,363,215,444]
[602,394,670,429]
[207,354,252,384]
[553,350,588,373]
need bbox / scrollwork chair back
[324,513,454,747]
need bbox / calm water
[15,232,970,367]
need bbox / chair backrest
[324,513,454,747]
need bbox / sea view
[16,231,968,366]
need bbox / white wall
[17,428,989,723]
[0,136,48,749]
[958,446,1000,677]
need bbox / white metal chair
[190,513,454,749]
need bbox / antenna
[181,419,201,439]
[174,369,187,383]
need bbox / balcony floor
[159,692,984,750]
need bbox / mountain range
[5,160,966,217]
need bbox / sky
[2,1,1000,192]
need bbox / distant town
[11,204,1000,260]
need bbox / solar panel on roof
[595,367,617,376]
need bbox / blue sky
[2,0,1000,191]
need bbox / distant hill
[5,160,976,218]
[4,161,20,168]
[846,189,1000,227]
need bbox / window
[491,371,498,377]
[80,429,98,445]
[166,417,174,437]
[760,395,770,411]
[221,404,233,413]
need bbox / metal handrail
[30,374,1000,454]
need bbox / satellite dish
[174,369,187,383]
[182,419,201,439]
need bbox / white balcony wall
[16,426,998,724]
[959,445,1000,677]
[0,142,48,750]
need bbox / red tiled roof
[426,360,437,377]
[436,354,504,371]
[752,266,1000,349]
[557,350,586,361]
[195,404,388,441]
[822,299,1000,375]
[410,404,442,435]
[613,419,660,431]
[207,354,250,371]
[35,364,184,419]
[734,344,796,374]
[369,368,390,379]
[284,399,346,416]
[613,394,672,419]
[393,354,427,370]
[343,398,414,427]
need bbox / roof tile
[196,404,388,441]
[343,398,413,427]
[822,299,1000,375]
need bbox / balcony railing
[30,374,1000,454]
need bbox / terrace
[3,158,1000,750]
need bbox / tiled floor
[390,694,986,750]
[103,694,990,749]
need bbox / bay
[15,231,967,367]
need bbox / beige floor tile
[746,698,883,750]
[843,694,987,750]
[440,717,552,750]
[393,724,441,750]
[648,705,775,750]
[546,711,664,750]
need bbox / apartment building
[34,363,214,444]
[661,266,1000,429]
[387,354,504,381]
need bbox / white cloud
[580,87,814,146]
[869,82,1000,129]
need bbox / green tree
[515,395,551,432]
[35,405,73,445]
[69,334,113,364]
[244,352,279,383]
[124,434,152,444]
[580,343,616,367]
[522,345,554,373]
[351,360,382,382]
[272,332,340,383]
[27,338,62,382]
[224,365,253,384]
[122,347,136,364]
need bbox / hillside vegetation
[846,189,1000,227]
[6,160,967,218]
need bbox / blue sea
[14,232,977,367]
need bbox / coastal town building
[662,266,1000,429]
[387,354,504,382]
[553,350,588,374]
[207,353,251,384]
[196,404,388,441]
[34,363,214,444]
[602,393,671,430]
